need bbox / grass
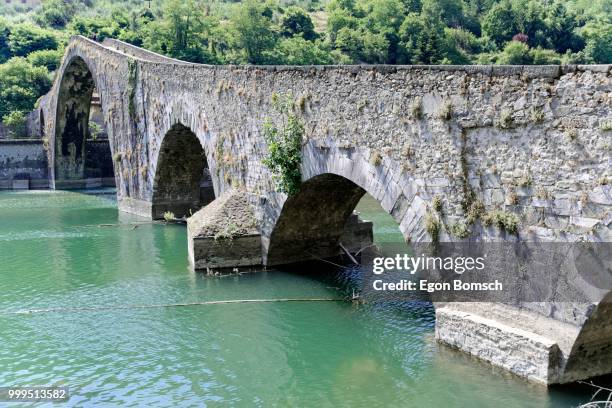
[432,195,443,213]
[410,97,423,119]
[497,109,514,129]
[437,100,453,120]
[450,222,470,238]
[369,150,383,166]
[482,210,520,234]
[425,212,441,242]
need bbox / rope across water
[11,298,347,315]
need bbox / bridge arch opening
[54,56,114,188]
[152,123,214,219]
[562,291,612,382]
[265,172,408,267]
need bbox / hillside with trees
[0,0,610,127]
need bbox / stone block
[12,179,29,190]
[435,306,563,384]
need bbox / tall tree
[230,0,277,64]
[8,23,58,57]
[281,7,317,41]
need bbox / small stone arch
[151,123,214,219]
[263,143,432,266]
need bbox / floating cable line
[11,298,347,315]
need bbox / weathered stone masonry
[38,36,611,385]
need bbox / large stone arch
[151,123,214,219]
[52,55,114,188]
[561,291,612,382]
[262,142,434,266]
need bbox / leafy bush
[530,47,562,64]
[273,37,333,65]
[497,41,533,64]
[35,0,77,29]
[27,48,63,71]
[3,110,27,137]
[262,93,305,196]
[425,212,441,243]
[0,57,51,122]
[482,210,520,234]
[8,23,58,57]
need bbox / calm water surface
[0,190,599,407]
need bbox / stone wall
[0,110,43,139]
[0,139,48,188]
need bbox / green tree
[0,57,52,122]
[8,23,58,57]
[424,0,464,28]
[326,0,360,44]
[142,0,219,63]
[497,41,533,64]
[274,37,333,64]
[543,1,583,52]
[281,7,317,41]
[35,0,77,29]
[230,0,277,64]
[512,0,546,47]
[482,0,519,46]
[530,47,562,64]
[579,21,612,63]
[0,18,10,63]
[27,48,63,71]
[361,0,405,62]
[398,2,452,64]
[262,93,304,196]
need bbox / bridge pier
[187,190,374,273]
[436,301,612,385]
[187,191,263,273]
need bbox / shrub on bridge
[262,93,305,196]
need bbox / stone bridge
[38,36,611,385]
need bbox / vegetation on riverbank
[0,0,610,124]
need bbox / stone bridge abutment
[38,36,611,385]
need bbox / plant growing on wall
[262,92,304,196]
[127,58,137,119]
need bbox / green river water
[0,189,602,407]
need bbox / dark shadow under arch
[266,173,370,266]
[54,56,114,188]
[152,123,214,219]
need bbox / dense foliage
[262,93,305,196]
[0,0,609,124]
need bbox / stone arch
[151,123,214,219]
[263,143,430,266]
[561,291,612,382]
[53,55,113,188]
